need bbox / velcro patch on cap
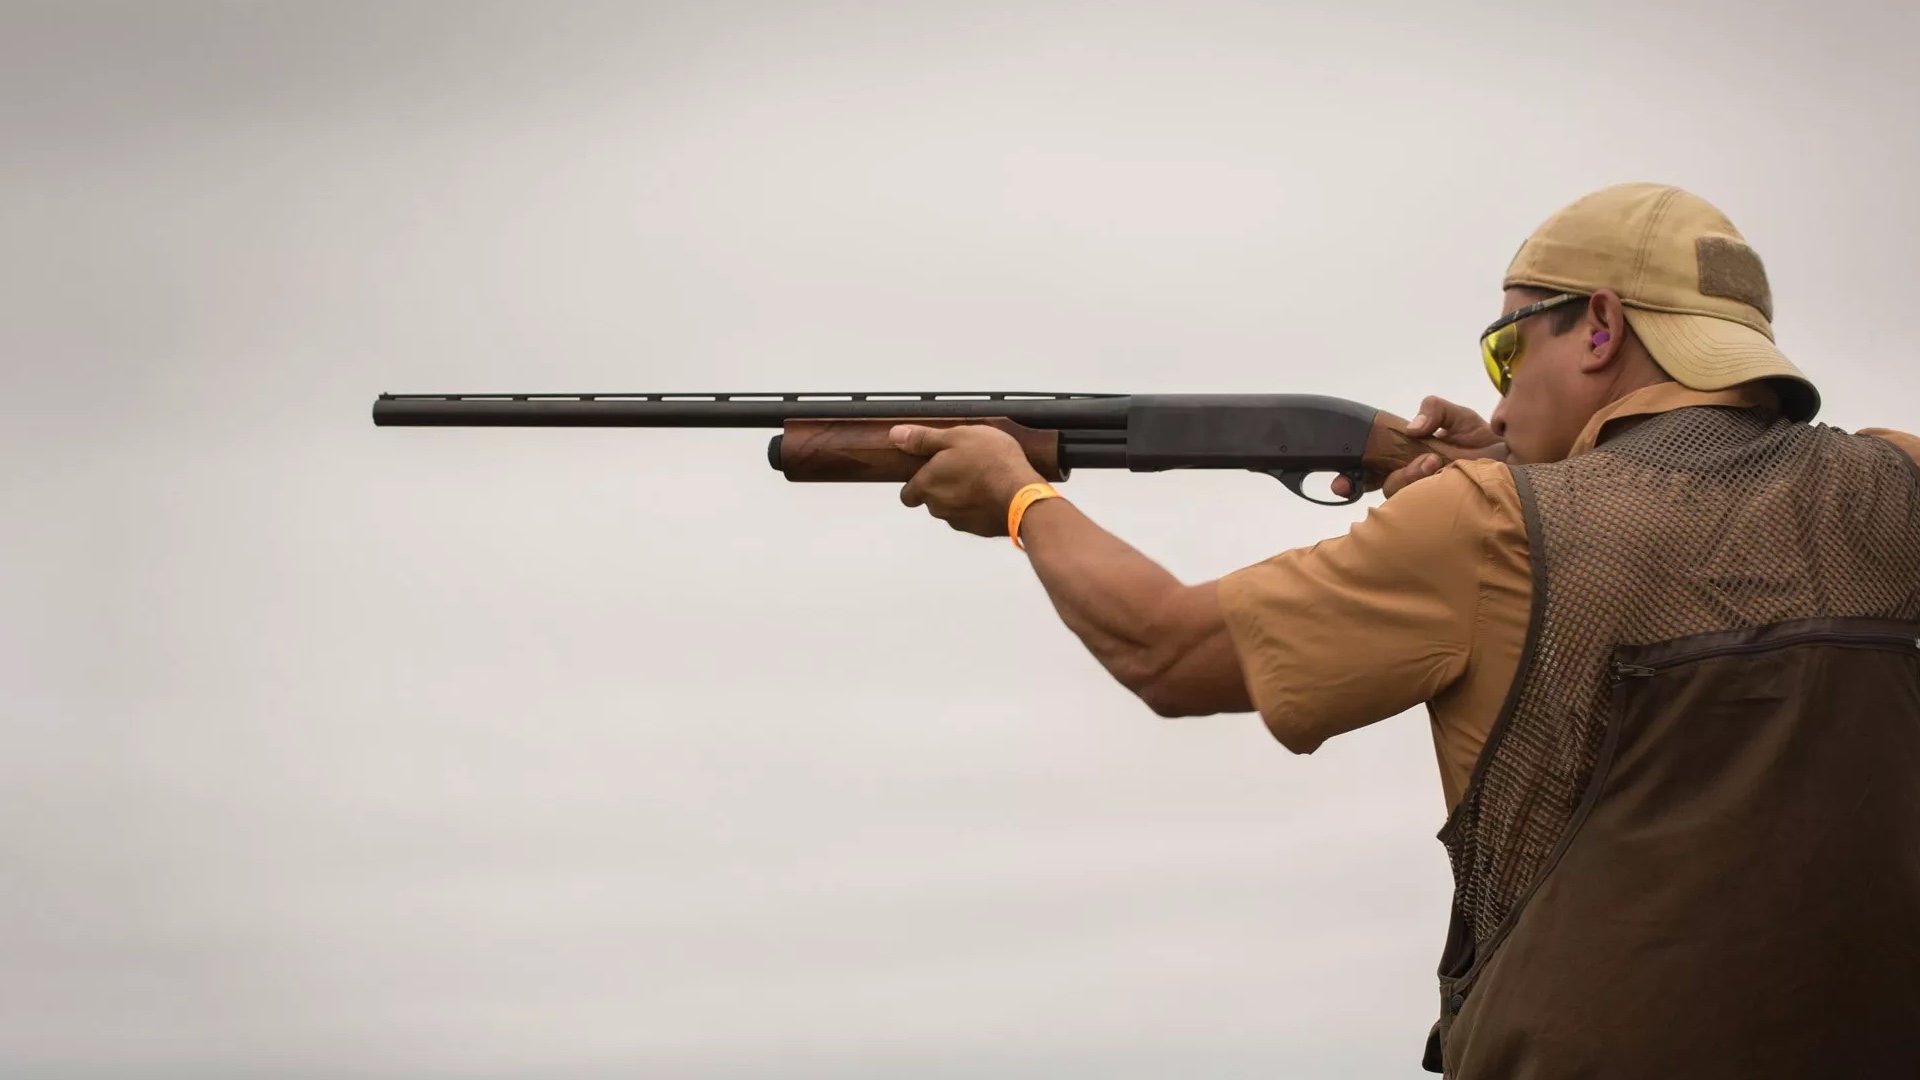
[1696,236,1773,320]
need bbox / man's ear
[1579,289,1629,373]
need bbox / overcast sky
[4,2,1918,1077]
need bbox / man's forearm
[1010,495,1246,714]
[1016,497,1179,669]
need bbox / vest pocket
[1609,618,1919,683]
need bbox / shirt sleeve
[1215,461,1517,755]
[1859,428,1920,468]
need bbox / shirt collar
[1569,380,1783,458]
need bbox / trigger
[1269,468,1366,506]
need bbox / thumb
[889,424,952,456]
[1406,397,1492,444]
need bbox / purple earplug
[1592,330,1610,345]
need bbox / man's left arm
[889,423,1491,739]
[890,422,1248,716]
[1010,495,1248,717]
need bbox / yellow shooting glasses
[1481,292,1586,394]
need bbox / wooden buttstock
[776,418,1064,482]
[1361,410,1470,487]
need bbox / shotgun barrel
[370,390,1443,505]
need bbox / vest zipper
[1611,626,1920,682]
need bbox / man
[886,182,1920,1077]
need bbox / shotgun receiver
[370,391,1448,505]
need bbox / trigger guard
[1270,468,1366,506]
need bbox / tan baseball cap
[1503,182,1819,421]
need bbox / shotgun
[370,391,1448,505]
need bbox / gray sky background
[4,2,1918,1077]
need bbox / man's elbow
[1144,691,1215,718]
[1114,582,1252,718]
[1126,653,1244,719]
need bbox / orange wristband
[1007,482,1062,550]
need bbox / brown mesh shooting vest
[1423,402,1920,1077]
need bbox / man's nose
[1489,397,1509,439]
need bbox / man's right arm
[1860,427,1920,468]
[1333,396,1509,501]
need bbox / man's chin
[1498,436,1541,466]
[1503,442,1575,467]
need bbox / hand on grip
[1337,396,1508,500]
